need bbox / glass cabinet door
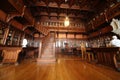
[19,32,24,46]
[0,27,5,45]
[12,30,22,46]
[0,21,8,45]
[5,29,14,46]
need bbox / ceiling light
[64,0,70,27]
[64,16,70,27]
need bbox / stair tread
[41,56,54,58]
[37,58,56,63]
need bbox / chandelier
[64,16,70,27]
[64,0,70,27]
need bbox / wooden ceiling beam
[35,1,92,11]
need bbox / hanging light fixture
[64,16,70,27]
[64,0,70,27]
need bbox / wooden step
[37,58,56,63]
[41,54,54,58]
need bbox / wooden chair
[81,45,87,60]
[81,44,94,62]
[1,47,22,64]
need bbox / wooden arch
[6,6,26,23]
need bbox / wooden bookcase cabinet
[5,27,24,46]
[0,20,31,47]
[0,21,8,45]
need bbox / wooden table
[92,47,120,68]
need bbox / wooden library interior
[0,0,120,80]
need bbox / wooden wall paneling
[67,33,74,39]
[74,33,76,39]
[58,33,66,39]
[83,35,88,39]
[66,33,67,39]
[76,34,83,39]
[55,33,58,38]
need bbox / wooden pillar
[38,40,42,58]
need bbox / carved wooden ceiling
[0,0,117,33]
[23,0,116,22]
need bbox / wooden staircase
[37,33,56,63]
